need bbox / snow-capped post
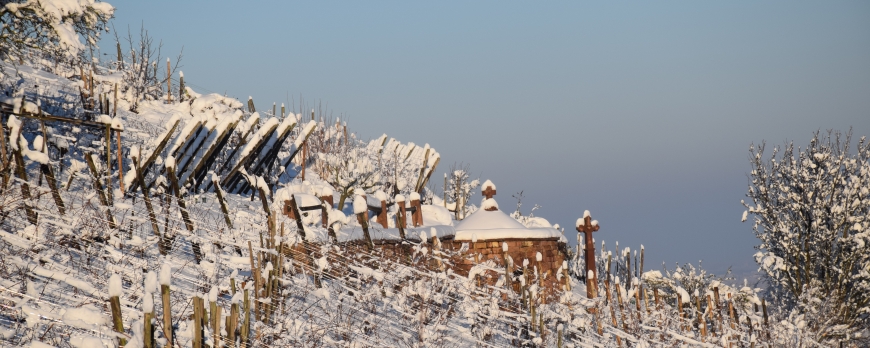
[576,210,600,299]
[615,277,629,333]
[192,294,203,348]
[165,157,195,233]
[209,286,218,345]
[116,122,124,195]
[604,265,622,347]
[144,271,157,348]
[116,41,123,69]
[375,190,388,228]
[481,180,497,211]
[113,82,118,116]
[241,281,252,346]
[395,194,406,239]
[354,195,374,250]
[108,274,126,346]
[443,173,447,207]
[160,264,173,346]
[410,192,423,227]
[248,96,256,113]
[178,71,185,102]
[166,58,171,103]
[104,123,113,203]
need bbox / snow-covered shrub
[744,130,870,342]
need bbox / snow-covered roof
[454,204,562,241]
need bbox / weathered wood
[105,125,113,203]
[127,116,180,194]
[288,195,306,241]
[186,115,243,187]
[116,129,124,194]
[161,283,172,347]
[414,147,430,192]
[192,295,202,348]
[276,121,318,177]
[109,295,126,346]
[396,196,406,239]
[222,120,280,191]
[166,163,195,232]
[85,153,115,229]
[237,120,297,194]
[132,156,164,254]
[166,60,172,103]
[13,141,38,225]
[212,176,233,228]
[357,211,374,251]
[144,308,154,348]
[40,163,64,215]
[418,156,440,193]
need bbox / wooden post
[161,280,172,347]
[113,83,118,116]
[166,161,194,232]
[604,274,622,347]
[109,296,126,346]
[615,277,629,332]
[40,163,65,215]
[116,129,124,195]
[762,298,770,340]
[132,156,164,252]
[178,72,185,102]
[192,295,202,348]
[288,195,306,240]
[213,177,233,228]
[397,195,408,228]
[104,124,113,204]
[116,42,123,69]
[166,59,172,103]
[85,153,115,229]
[696,294,707,340]
[144,295,154,348]
[247,241,260,320]
[241,283,251,346]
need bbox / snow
[164,155,176,170]
[144,271,157,294]
[353,195,367,215]
[293,193,321,208]
[143,294,154,313]
[502,242,508,252]
[481,198,498,210]
[209,286,218,302]
[481,179,496,190]
[108,273,122,297]
[159,264,171,286]
[583,210,591,218]
[536,252,542,262]
[575,218,586,229]
[410,192,421,201]
[395,194,405,202]
[454,207,562,241]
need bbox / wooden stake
[166,59,172,103]
[696,294,707,340]
[104,125,113,204]
[85,153,115,229]
[357,211,374,251]
[109,294,126,346]
[192,295,202,348]
[116,128,124,194]
[161,282,172,347]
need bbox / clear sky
[102,1,870,281]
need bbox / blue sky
[102,1,870,281]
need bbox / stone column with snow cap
[410,192,423,227]
[375,190,388,228]
[481,180,497,211]
[576,210,600,299]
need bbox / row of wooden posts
[577,213,770,347]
